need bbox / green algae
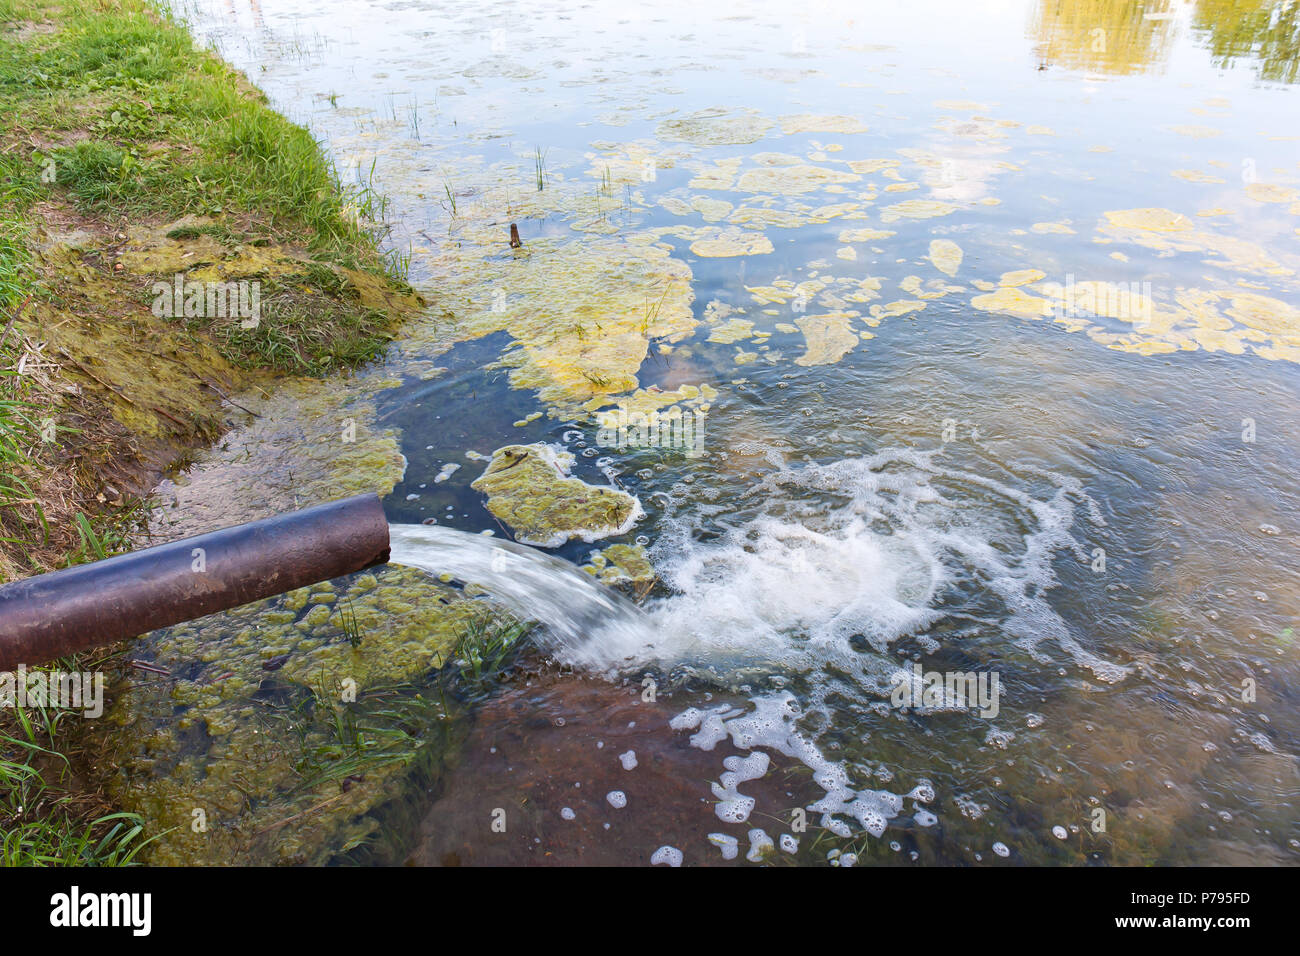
[581,542,655,586]
[98,563,500,865]
[471,443,642,548]
[656,108,775,146]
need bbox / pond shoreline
[0,0,422,863]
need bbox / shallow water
[129,0,1300,865]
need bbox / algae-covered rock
[471,443,642,548]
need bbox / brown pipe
[0,494,390,669]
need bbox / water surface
[124,0,1300,865]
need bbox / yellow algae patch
[1037,280,1157,323]
[972,279,997,291]
[657,108,774,146]
[1089,145,1113,152]
[729,206,810,229]
[703,299,737,324]
[708,318,756,344]
[471,443,641,548]
[689,228,774,257]
[1173,169,1227,184]
[928,239,963,276]
[836,246,858,260]
[1191,326,1248,354]
[1100,209,1295,277]
[1026,125,1056,136]
[466,237,696,414]
[1104,208,1195,232]
[845,275,884,303]
[1169,125,1223,138]
[901,276,960,300]
[810,202,867,220]
[885,182,920,192]
[687,157,743,191]
[736,164,861,194]
[838,228,897,243]
[750,152,806,166]
[1244,183,1299,204]
[971,286,1051,318]
[1223,292,1300,340]
[660,197,694,217]
[119,221,302,279]
[780,114,869,135]
[846,158,901,175]
[999,269,1046,286]
[1088,331,1182,355]
[582,543,655,586]
[880,200,956,223]
[587,383,715,419]
[690,197,733,221]
[586,139,684,186]
[870,300,926,320]
[934,100,990,112]
[1198,208,1233,217]
[1032,221,1076,234]
[794,312,858,366]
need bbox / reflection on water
[1195,0,1300,84]
[1030,0,1182,75]
[117,0,1300,866]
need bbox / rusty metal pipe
[0,494,390,669]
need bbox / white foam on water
[537,447,1127,686]
[390,446,1129,847]
[707,832,739,860]
[650,846,682,867]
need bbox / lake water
[109,0,1299,865]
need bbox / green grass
[1,695,164,865]
[0,0,407,266]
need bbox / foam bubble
[606,790,627,809]
[708,832,740,860]
[651,846,683,867]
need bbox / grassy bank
[0,0,423,862]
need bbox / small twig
[202,381,261,418]
[150,405,186,428]
[128,660,171,677]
